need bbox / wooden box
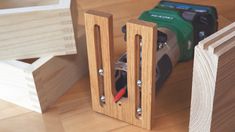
[0,0,77,60]
[0,26,88,113]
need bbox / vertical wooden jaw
[85,10,157,129]
[189,22,235,132]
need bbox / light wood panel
[189,22,235,132]
[0,25,88,113]
[0,0,76,60]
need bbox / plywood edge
[198,22,235,50]
[189,22,235,132]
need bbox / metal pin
[137,107,142,116]
[98,69,104,76]
[100,95,105,103]
[137,80,142,88]
[158,43,163,49]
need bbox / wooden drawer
[0,26,88,113]
[0,0,77,60]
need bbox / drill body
[114,1,218,99]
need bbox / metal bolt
[137,80,142,88]
[199,31,205,38]
[158,43,163,49]
[137,107,142,116]
[100,95,105,103]
[98,69,104,76]
[158,42,168,49]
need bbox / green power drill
[113,1,218,102]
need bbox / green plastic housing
[139,8,194,61]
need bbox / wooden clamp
[189,22,235,132]
[85,10,157,129]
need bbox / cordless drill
[114,1,218,102]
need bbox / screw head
[137,107,142,115]
[100,95,105,103]
[199,31,205,38]
[137,80,142,87]
[98,69,104,76]
[158,43,163,49]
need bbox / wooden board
[85,10,156,129]
[0,0,77,60]
[189,22,235,132]
[0,25,88,113]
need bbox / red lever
[114,87,127,103]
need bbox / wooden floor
[0,0,234,132]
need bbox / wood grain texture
[85,10,114,113]
[0,0,58,9]
[0,25,88,113]
[189,22,235,132]
[0,0,235,132]
[127,19,157,129]
[85,11,156,129]
[0,0,77,60]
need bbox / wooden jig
[85,10,156,129]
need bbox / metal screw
[199,31,205,38]
[137,80,142,88]
[158,42,168,49]
[98,69,104,76]
[137,107,142,116]
[158,43,163,49]
[100,95,105,103]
